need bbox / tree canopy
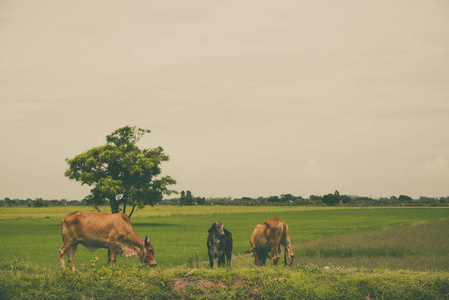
[65,126,177,217]
[322,193,339,206]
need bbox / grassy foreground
[1,262,448,299]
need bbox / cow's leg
[284,246,288,266]
[226,251,232,267]
[107,248,111,265]
[59,241,76,270]
[218,255,225,267]
[208,253,214,268]
[67,244,78,271]
[280,241,294,266]
[109,242,118,267]
[59,244,68,269]
[270,242,280,265]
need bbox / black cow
[207,222,233,268]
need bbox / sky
[1,0,449,200]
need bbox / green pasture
[1,206,448,271]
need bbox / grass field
[1,205,449,299]
[0,205,448,270]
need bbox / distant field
[0,206,448,270]
[0,205,379,220]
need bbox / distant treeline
[2,192,448,207]
[0,198,83,207]
[168,191,449,207]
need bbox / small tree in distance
[179,191,194,206]
[398,195,413,202]
[65,126,177,217]
[322,193,339,206]
[179,190,206,206]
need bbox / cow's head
[139,236,157,267]
[208,222,225,237]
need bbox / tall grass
[294,219,449,271]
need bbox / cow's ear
[208,224,215,233]
[145,236,151,246]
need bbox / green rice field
[1,205,448,270]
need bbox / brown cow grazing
[207,222,233,268]
[59,211,156,271]
[245,217,294,266]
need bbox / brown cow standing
[59,211,156,271]
[246,217,294,266]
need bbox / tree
[65,126,177,217]
[334,190,340,198]
[3,197,13,207]
[398,195,412,202]
[340,194,351,204]
[267,196,280,203]
[280,194,295,203]
[196,197,206,205]
[322,193,339,206]
[309,195,322,203]
[32,198,48,207]
[180,190,195,206]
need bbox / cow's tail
[60,211,78,243]
[60,214,72,243]
[60,217,65,242]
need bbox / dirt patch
[171,277,261,299]
[171,277,225,294]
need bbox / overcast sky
[1,0,448,200]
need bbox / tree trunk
[110,197,119,214]
[122,194,128,214]
[128,205,136,218]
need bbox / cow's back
[263,217,287,245]
[263,217,285,231]
[61,211,134,246]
